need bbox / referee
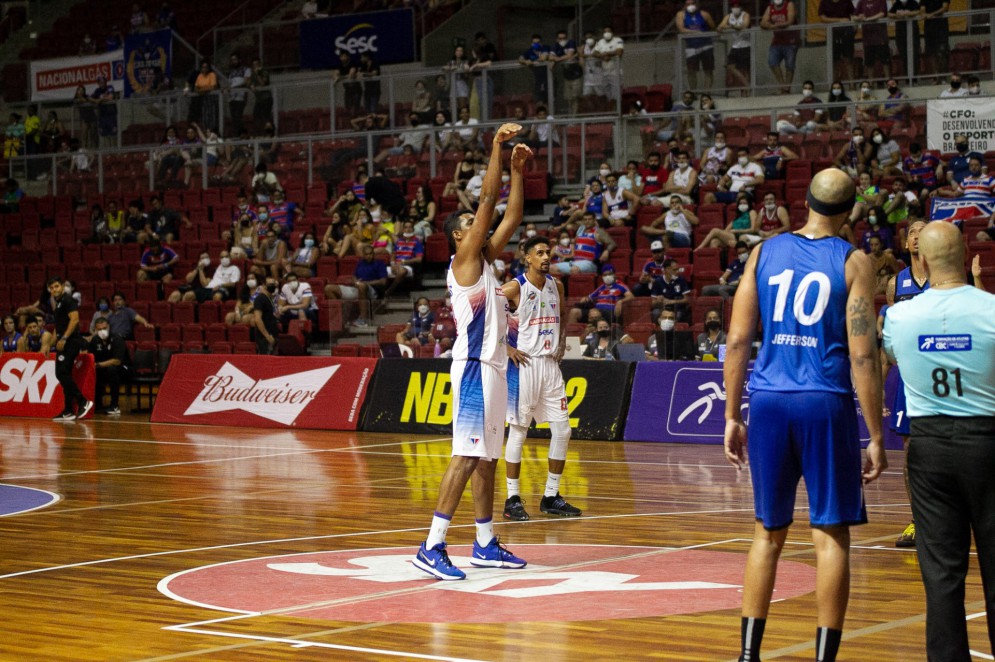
[49,277,93,421]
[883,222,995,661]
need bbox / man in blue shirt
[723,168,886,662]
[518,34,550,103]
[323,245,389,326]
[883,221,995,661]
[701,241,750,299]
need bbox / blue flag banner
[300,9,415,69]
[124,28,172,98]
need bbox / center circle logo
[159,545,816,623]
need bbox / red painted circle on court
[161,545,816,623]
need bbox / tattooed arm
[846,249,887,482]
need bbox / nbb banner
[30,50,125,101]
[300,9,415,68]
[363,359,632,441]
[0,353,95,419]
[624,361,904,449]
[151,355,376,430]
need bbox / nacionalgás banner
[30,50,125,101]
[151,355,376,430]
[300,9,415,69]
[623,361,903,450]
[0,353,95,418]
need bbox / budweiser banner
[0,353,95,419]
[623,361,904,449]
[151,355,377,430]
[30,50,125,101]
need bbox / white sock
[507,478,520,499]
[426,512,451,549]
[544,472,561,498]
[475,517,494,546]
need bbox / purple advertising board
[623,361,904,450]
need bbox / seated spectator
[565,179,606,227]
[336,208,375,258]
[582,318,627,360]
[253,227,288,279]
[89,297,112,334]
[755,191,790,240]
[526,104,559,147]
[320,210,349,256]
[936,134,985,196]
[397,297,435,347]
[549,195,578,232]
[698,131,733,187]
[229,211,258,259]
[252,278,280,354]
[884,178,920,231]
[550,229,577,270]
[976,212,995,243]
[645,309,678,359]
[696,308,727,360]
[878,78,909,127]
[444,149,479,197]
[638,151,669,201]
[855,81,877,123]
[618,160,644,195]
[633,240,669,296]
[119,199,147,244]
[641,195,698,249]
[654,91,695,144]
[199,250,241,303]
[388,220,424,296]
[153,125,184,183]
[967,75,983,97]
[834,126,872,178]
[374,113,429,165]
[226,277,262,327]
[867,234,900,295]
[931,156,995,225]
[704,147,764,204]
[903,143,942,204]
[779,80,825,133]
[1,315,22,353]
[651,258,691,322]
[108,292,152,341]
[277,273,318,328]
[441,106,480,152]
[868,128,903,177]
[553,212,614,274]
[696,193,759,250]
[824,80,852,130]
[251,161,282,203]
[88,318,129,416]
[409,185,436,240]
[105,200,125,242]
[657,151,698,206]
[568,264,633,325]
[284,232,319,278]
[701,241,751,299]
[752,132,798,181]
[136,239,178,283]
[456,164,486,211]
[430,297,458,354]
[17,317,53,354]
[848,171,885,225]
[1,177,25,213]
[324,245,388,326]
[144,194,191,244]
[87,203,113,244]
[860,208,895,253]
[602,172,640,226]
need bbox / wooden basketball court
[0,416,989,660]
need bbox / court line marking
[0,484,61,517]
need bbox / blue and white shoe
[412,541,466,581]
[470,537,527,569]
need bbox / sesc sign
[300,9,415,69]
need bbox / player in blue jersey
[885,219,928,547]
[412,124,533,581]
[883,221,995,661]
[723,168,887,662]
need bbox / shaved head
[919,222,964,277]
[809,168,856,216]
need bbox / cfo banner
[0,353,95,419]
[30,50,124,101]
[124,28,172,97]
[363,359,632,441]
[927,97,995,154]
[300,8,415,69]
[151,355,376,430]
[624,361,903,449]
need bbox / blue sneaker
[470,537,527,569]
[412,542,466,581]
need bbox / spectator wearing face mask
[284,233,319,279]
[645,309,678,359]
[583,318,626,360]
[834,127,872,178]
[88,318,129,416]
[253,279,281,354]
[568,264,633,325]
[277,274,318,328]
[642,195,699,248]
[877,79,909,127]
[397,297,436,347]
[696,308,727,360]
[860,207,895,253]
[868,129,903,177]
[716,1,752,94]
[701,242,751,299]
[651,259,691,322]
[593,25,624,105]
[939,72,967,98]
[824,81,852,130]
[387,220,424,296]
[937,134,985,195]
[704,148,765,204]
[659,151,698,206]
[188,250,241,303]
[89,297,113,335]
[966,75,982,96]
[676,0,716,91]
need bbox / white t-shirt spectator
[465,173,484,200]
[399,128,429,151]
[876,140,902,168]
[453,117,479,141]
[207,263,241,289]
[280,282,318,310]
[664,210,692,239]
[727,161,764,192]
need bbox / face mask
[706,320,721,332]
[873,135,883,144]
[868,215,878,225]
[678,162,689,170]
[832,88,842,96]
[97,329,109,340]
[247,279,257,288]
[558,39,567,47]
[304,238,315,248]
[659,319,675,331]
[559,237,571,246]
[951,80,961,89]
[478,169,486,177]
[597,329,611,338]
[714,142,726,149]
[599,168,611,177]
[266,283,278,294]
[525,229,536,238]
[969,86,980,95]
[501,175,510,183]
[98,303,109,312]
[220,257,231,267]
[957,143,968,153]
[738,203,749,213]
[258,212,268,221]
[765,202,776,211]
[738,156,749,166]
[370,209,382,221]
[738,252,749,263]
[686,4,697,12]
[861,86,870,94]
[732,7,742,15]
[853,135,863,144]
[603,274,616,285]
[417,304,430,315]
[802,89,812,98]
[773,0,784,5]
[288,281,299,291]
[603,32,613,40]
[887,86,898,94]
[585,38,595,47]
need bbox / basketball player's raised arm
[486,143,533,262]
[723,247,760,469]
[846,250,887,482]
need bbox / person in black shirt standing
[88,318,129,415]
[50,277,93,421]
[253,278,280,354]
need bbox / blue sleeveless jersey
[749,233,855,395]
[893,265,928,302]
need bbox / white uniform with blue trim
[507,274,568,427]
[448,257,509,459]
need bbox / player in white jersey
[502,234,582,521]
[413,124,533,581]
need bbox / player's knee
[505,424,527,464]
[548,419,571,461]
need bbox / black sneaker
[539,493,582,517]
[52,410,76,422]
[76,400,95,420]
[503,495,530,521]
